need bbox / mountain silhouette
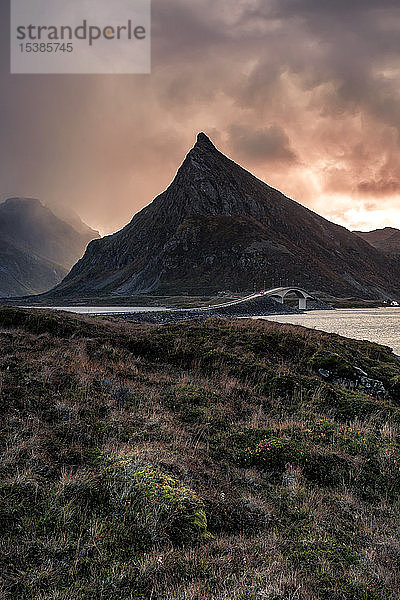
[354,227,400,257]
[46,133,399,299]
[0,198,99,297]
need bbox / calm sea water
[26,306,167,314]
[256,308,400,356]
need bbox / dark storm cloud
[228,124,298,164]
[1,0,400,233]
[358,179,400,196]
[268,0,400,15]
[229,0,400,219]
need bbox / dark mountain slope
[0,198,99,297]
[354,227,400,257]
[48,133,399,299]
[0,239,67,297]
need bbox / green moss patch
[130,466,209,543]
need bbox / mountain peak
[46,132,400,300]
[195,132,217,151]
[3,197,42,208]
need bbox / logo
[11,0,151,74]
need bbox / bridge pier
[298,297,307,310]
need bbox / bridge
[264,287,314,310]
[195,287,315,312]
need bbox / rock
[318,368,331,378]
[317,363,387,397]
[354,367,368,377]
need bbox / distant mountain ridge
[44,133,400,300]
[354,227,400,257]
[0,198,99,297]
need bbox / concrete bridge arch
[265,287,314,310]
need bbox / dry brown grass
[0,306,400,599]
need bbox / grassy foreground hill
[1,307,400,599]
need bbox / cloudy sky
[1,0,400,234]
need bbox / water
[256,308,400,355]
[24,306,167,314]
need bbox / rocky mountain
[354,227,400,257]
[47,133,400,300]
[0,198,99,297]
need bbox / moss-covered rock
[130,466,209,544]
[310,349,355,378]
